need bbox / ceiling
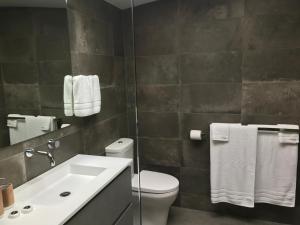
[0,0,158,9]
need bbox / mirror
[0,0,71,148]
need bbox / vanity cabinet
[65,167,133,225]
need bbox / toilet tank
[105,138,134,159]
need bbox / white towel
[210,123,258,207]
[211,123,230,142]
[73,75,101,117]
[7,114,27,145]
[254,125,298,207]
[64,75,73,116]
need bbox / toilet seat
[132,170,179,194]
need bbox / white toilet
[105,138,179,225]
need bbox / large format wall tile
[39,60,71,85]
[180,51,242,83]
[2,62,38,84]
[139,112,179,138]
[182,83,242,113]
[137,85,179,112]
[139,138,181,167]
[242,49,300,82]
[242,82,300,116]
[136,55,179,84]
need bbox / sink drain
[60,191,71,197]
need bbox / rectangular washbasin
[1,154,132,225]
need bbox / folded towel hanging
[211,123,230,142]
[64,75,73,116]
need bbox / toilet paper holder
[189,130,207,140]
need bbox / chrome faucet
[25,139,60,167]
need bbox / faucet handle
[47,139,60,150]
[25,148,35,158]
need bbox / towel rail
[258,127,299,133]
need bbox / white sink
[1,154,132,225]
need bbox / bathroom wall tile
[39,60,71,85]
[33,8,69,37]
[83,116,124,155]
[25,131,83,180]
[4,85,40,112]
[71,53,114,86]
[138,112,179,138]
[181,113,241,139]
[0,8,33,37]
[243,15,300,50]
[180,51,242,83]
[36,35,70,60]
[179,18,242,53]
[180,167,210,195]
[68,10,114,56]
[135,22,178,56]
[182,83,242,113]
[0,128,9,148]
[137,85,179,112]
[0,36,35,62]
[0,153,27,187]
[136,55,179,84]
[2,62,38,84]
[242,49,300,82]
[179,0,245,21]
[182,141,210,170]
[245,0,300,16]
[139,138,181,167]
[40,85,63,109]
[242,82,300,116]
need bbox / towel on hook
[210,123,258,208]
[253,124,299,207]
[73,75,101,117]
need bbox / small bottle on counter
[0,178,14,209]
[0,190,4,218]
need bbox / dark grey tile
[71,53,115,86]
[137,85,179,112]
[180,51,242,83]
[0,8,33,37]
[39,60,71,85]
[245,0,300,16]
[0,128,9,148]
[181,113,241,139]
[139,138,181,167]
[136,55,179,84]
[182,83,242,113]
[68,11,114,56]
[179,18,242,53]
[179,0,245,21]
[33,8,69,37]
[243,15,300,50]
[0,153,26,187]
[139,112,179,138]
[180,193,217,212]
[181,167,210,195]
[242,82,300,116]
[182,140,210,170]
[0,85,5,108]
[135,22,178,56]
[40,85,63,109]
[242,49,300,82]
[113,57,125,86]
[4,85,40,112]
[36,35,70,60]
[2,62,38,84]
[0,36,35,62]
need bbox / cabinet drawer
[114,204,133,225]
[65,167,132,225]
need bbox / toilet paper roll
[190,130,202,140]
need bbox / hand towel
[73,75,101,117]
[7,114,27,145]
[64,75,73,116]
[254,124,298,207]
[210,123,258,207]
[211,123,230,142]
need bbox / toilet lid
[132,170,179,194]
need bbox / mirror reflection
[0,1,71,147]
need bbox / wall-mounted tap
[25,139,60,167]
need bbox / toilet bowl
[132,170,179,225]
[105,138,179,225]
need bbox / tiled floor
[167,207,287,225]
